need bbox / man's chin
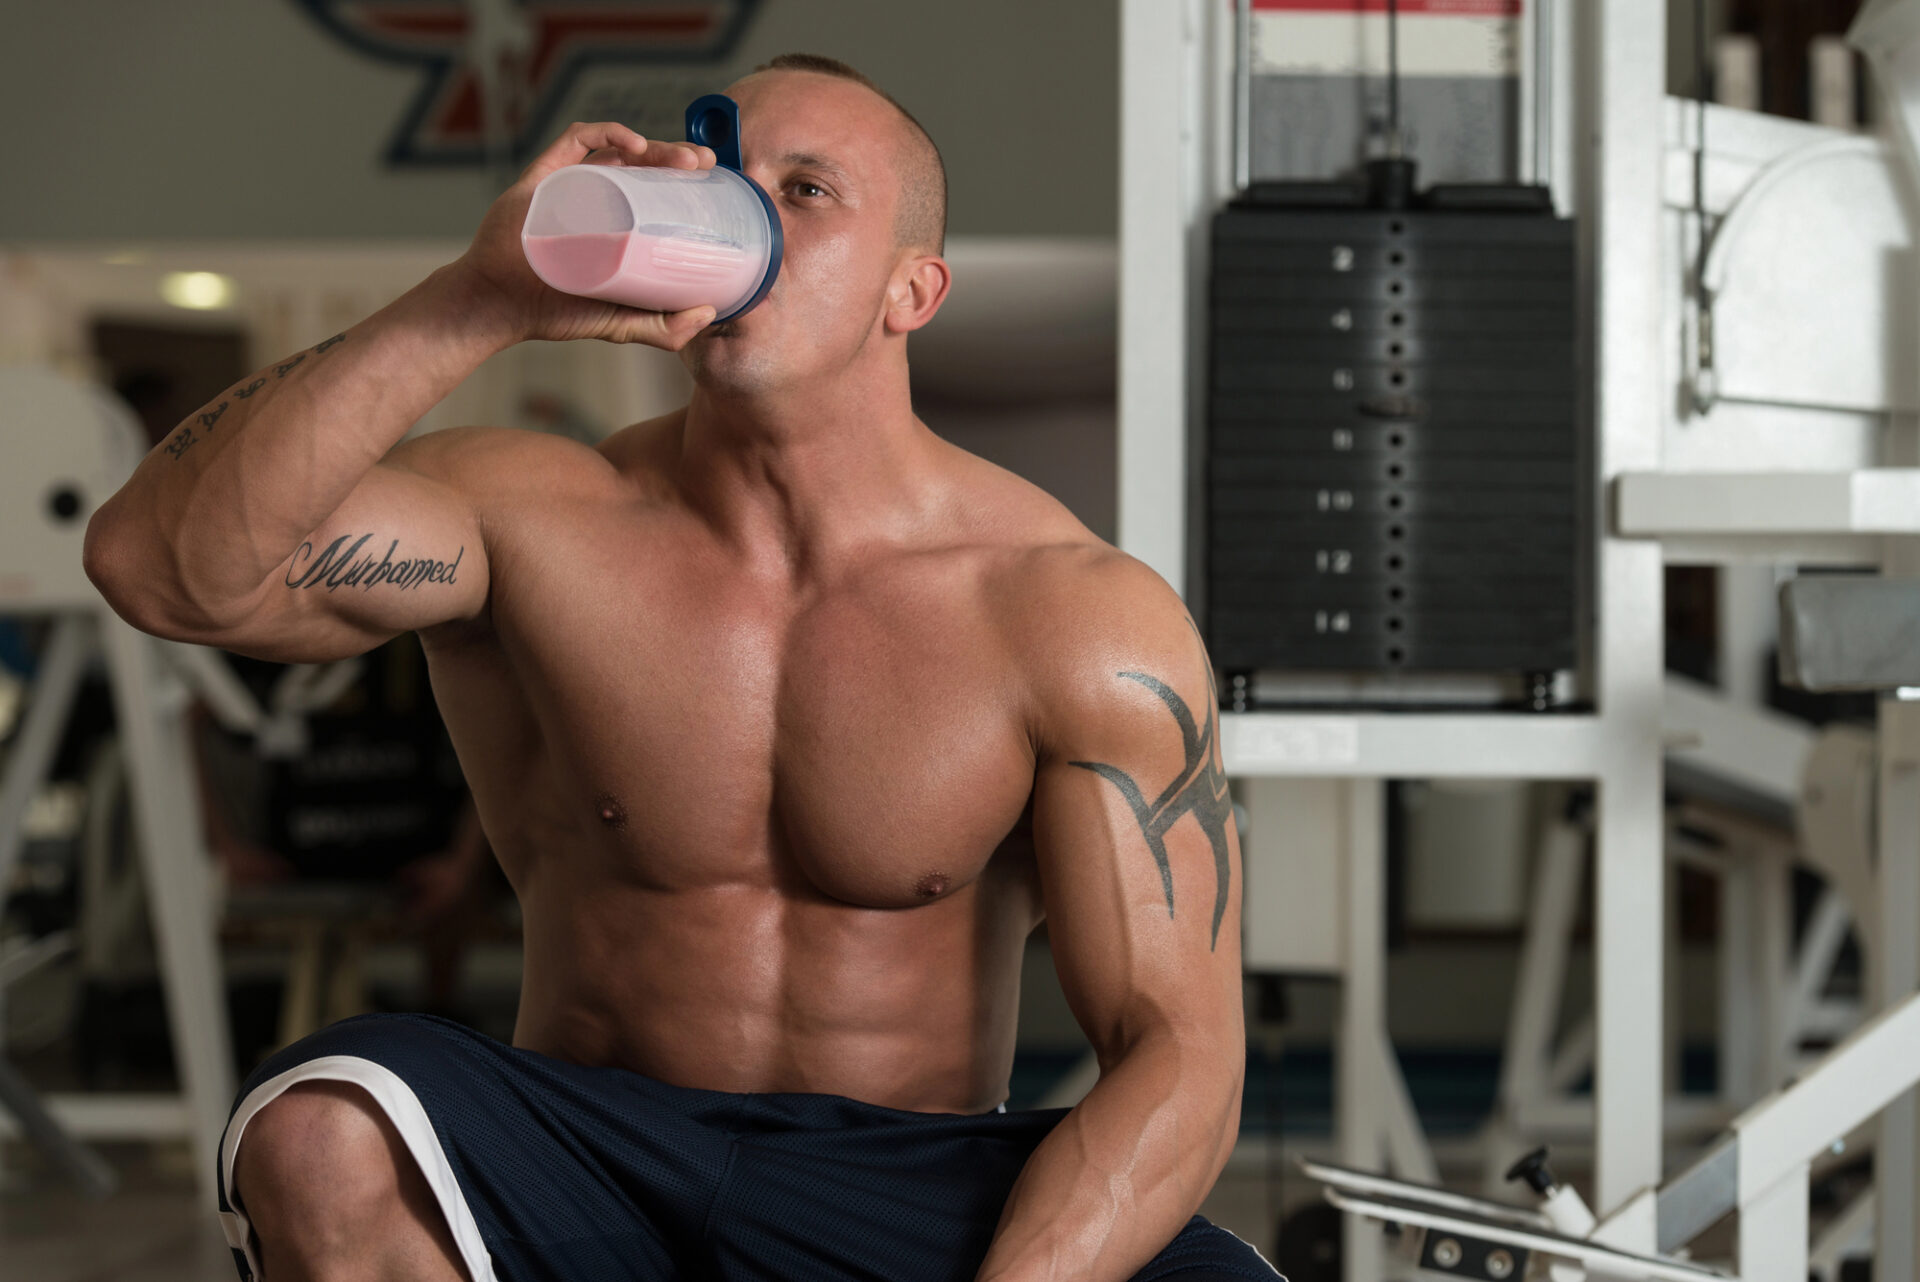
[681,328,780,393]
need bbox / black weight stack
[1206,167,1580,703]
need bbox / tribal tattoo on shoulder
[1069,625,1235,950]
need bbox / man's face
[679,70,916,396]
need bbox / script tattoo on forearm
[1069,629,1234,950]
[266,331,347,380]
[164,334,349,462]
[161,399,229,461]
[285,533,463,593]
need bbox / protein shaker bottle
[520,94,782,321]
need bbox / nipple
[915,872,951,899]
[594,793,629,831]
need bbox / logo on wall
[292,1,764,166]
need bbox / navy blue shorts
[216,1013,1280,1281]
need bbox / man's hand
[448,121,721,350]
[399,846,477,927]
[214,839,297,890]
[401,796,490,927]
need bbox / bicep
[1032,621,1245,1062]
[196,440,490,663]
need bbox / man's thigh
[703,1105,1062,1281]
[230,1079,470,1282]
[1127,1214,1285,1280]
[218,1013,720,1282]
[703,1104,1281,1282]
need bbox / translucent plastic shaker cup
[520,94,782,321]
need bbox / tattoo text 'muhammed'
[285,533,463,593]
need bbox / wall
[930,400,1117,542]
[0,0,1117,242]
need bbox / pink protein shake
[523,227,763,315]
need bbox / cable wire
[1694,0,1708,228]
[1691,0,1717,413]
[1387,0,1402,155]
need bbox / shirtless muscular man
[84,54,1276,1282]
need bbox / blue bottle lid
[684,94,783,323]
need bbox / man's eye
[790,181,826,198]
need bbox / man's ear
[883,254,952,335]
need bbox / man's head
[679,55,952,400]
[754,53,947,257]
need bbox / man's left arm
[976,564,1247,1282]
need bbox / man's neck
[674,364,942,576]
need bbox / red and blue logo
[292,1,763,165]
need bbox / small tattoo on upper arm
[314,332,347,354]
[284,533,464,593]
[1069,625,1235,951]
[233,377,268,399]
[199,401,228,429]
[275,353,306,378]
[163,427,196,460]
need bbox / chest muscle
[476,533,1034,908]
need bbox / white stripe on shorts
[218,1055,499,1282]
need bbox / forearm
[975,1034,1243,1282]
[84,263,516,624]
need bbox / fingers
[520,122,649,184]
[604,304,717,350]
[630,140,715,169]
[524,123,718,182]
[584,140,716,170]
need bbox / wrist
[422,260,526,353]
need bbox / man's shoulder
[990,541,1206,741]
[386,417,674,509]
[995,539,1175,619]
[388,423,607,487]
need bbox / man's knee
[234,1081,405,1236]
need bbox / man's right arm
[83,122,718,664]
[84,269,513,662]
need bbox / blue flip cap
[684,94,782,323]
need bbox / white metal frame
[1305,978,1920,1279]
[1118,3,1670,1271]
[1480,779,1874,1205]
[0,370,234,1204]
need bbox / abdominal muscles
[512,871,1026,1112]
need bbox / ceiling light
[160,270,236,310]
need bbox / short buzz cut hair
[753,52,948,255]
